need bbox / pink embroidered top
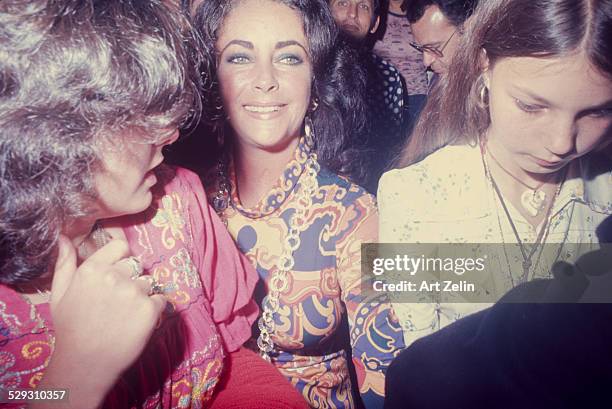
[0,166,259,408]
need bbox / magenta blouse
[0,166,259,408]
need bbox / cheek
[331,7,345,20]
[359,12,372,29]
[576,118,612,154]
[488,98,533,149]
[218,68,245,109]
[281,71,311,118]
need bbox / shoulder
[318,166,377,211]
[153,165,206,198]
[379,144,480,190]
[378,145,488,219]
[371,54,402,84]
[580,152,612,214]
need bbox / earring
[309,97,319,112]
[304,115,315,149]
[479,85,488,106]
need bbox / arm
[335,192,406,409]
[377,170,440,346]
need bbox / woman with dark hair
[378,0,612,345]
[192,0,405,407]
[0,1,299,407]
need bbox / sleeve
[377,170,440,347]
[385,300,612,408]
[178,168,259,352]
[334,191,406,409]
[0,289,46,409]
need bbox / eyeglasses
[409,30,457,58]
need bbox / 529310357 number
[0,388,69,403]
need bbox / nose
[253,61,279,93]
[545,118,577,157]
[422,51,436,69]
[347,3,358,18]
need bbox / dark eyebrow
[275,40,309,55]
[219,39,253,55]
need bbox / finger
[82,239,130,269]
[134,275,155,294]
[114,257,144,280]
[148,294,168,317]
[50,235,78,308]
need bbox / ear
[369,15,380,33]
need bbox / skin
[389,0,405,14]
[31,130,178,408]
[93,129,179,219]
[330,0,380,40]
[411,4,459,74]
[216,0,313,207]
[484,53,612,225]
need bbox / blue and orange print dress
[207,139,405,409]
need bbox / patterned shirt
[206,139,405,409]
[373,12,428,96]
[362,53,408,194]
[0,167,259,408]
[378,144,612,346]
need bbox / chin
[242,130,299,153]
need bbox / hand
[35,235,166,408]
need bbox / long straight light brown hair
[397,0,612,167]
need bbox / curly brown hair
[0,0,203,285]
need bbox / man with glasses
[405,0,478,78]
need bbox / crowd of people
[0,0,610,408]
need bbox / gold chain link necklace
[212,151,320,361]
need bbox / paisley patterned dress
[0,167,259,408]
[206,139,406,409]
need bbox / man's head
[405,0,478,74]
[329,0,381,41]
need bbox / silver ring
[126,256,143,280]
[148,278,164,296]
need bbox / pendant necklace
[481,149,566,281]
[486,148,553,217]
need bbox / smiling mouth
[244,105,284,113]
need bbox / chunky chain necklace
[212,151,321,362]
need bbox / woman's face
[485,53,612,177]
[216,0,313,153]
[93,129,178,218]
